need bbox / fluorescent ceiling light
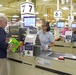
[43,0,47,1]
[0,4,3,7]
[62,7,69,10]
[26,0,29,2]
[44,14,48,16]
[60,18,65,20]
[73,12,76,15]
[12,19,17,20]
[0,13,5,16]
[36,18,40,20]
[66,19,68,20]
[36,12,39,14]
[62,0,65,4]
[12,15,19,18]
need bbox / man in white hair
[0,14,13,75]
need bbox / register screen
[71,24,76,28]
[57,22,64,28]
[23,16,36,27]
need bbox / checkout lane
[7,26,76,75]
[7,49,76,75]
[7,24,76,75]
[6,0,76,75]
[7,14,76,75]
[7,18,76,75]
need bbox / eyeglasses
[42,25,46,27]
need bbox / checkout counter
[52,41,76,55]
[7,50,76,75]
[7,33,76,75]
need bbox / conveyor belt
[39,50,76,60]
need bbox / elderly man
[0,14,12,75]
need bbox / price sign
[54,10,62,18]
[21,2,35,15]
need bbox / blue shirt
[37,30,54,50]
[0,27,8,58]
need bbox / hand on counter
[44,45,48,51]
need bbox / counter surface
[7,50,76,75]
[38,50,76,60]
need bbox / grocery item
[8,38,20,52]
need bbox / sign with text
[68,15,74,21]
[24,42,33,56]
[54,10,62,18]
[21,2,35,15]
[65,31,72,42]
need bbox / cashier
[72,28,76,42]
[37,20,54,50]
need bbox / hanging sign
[68,15,74,21]
[21,2,35,15]
[54,10,62,18]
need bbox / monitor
[23,16,36,27]
[57,22,65,28]
[71,23,76,28]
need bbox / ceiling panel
[36,0,76,21]
[0,0,76,21]
[0,0,26,20]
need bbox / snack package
[8,38,20,52]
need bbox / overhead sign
[68,15,74,21]
[54,10,62,18]
[21,2,35,15]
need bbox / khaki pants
[0,59,7,75]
